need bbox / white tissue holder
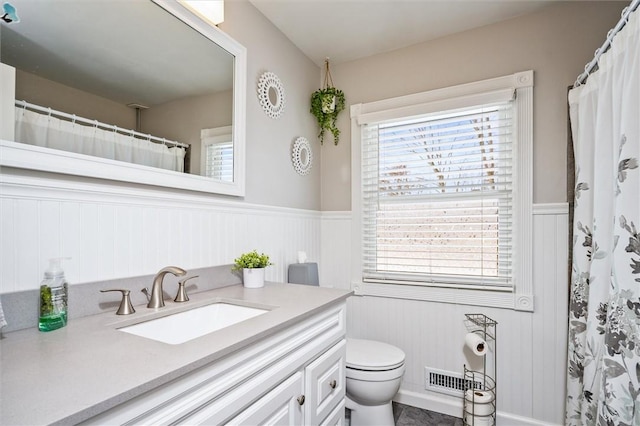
[462,313,497,426]
[288,262,319,286]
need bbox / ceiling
[249,0,591,66]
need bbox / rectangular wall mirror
[0,0,246,196]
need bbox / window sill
[352,281,533,311]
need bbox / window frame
[350,71,534,311]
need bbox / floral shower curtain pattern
[566,9,639,426]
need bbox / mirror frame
[257,71,286,119]
[0,0,247,197]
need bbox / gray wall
[11,1,323,211]
[143,90,233,175]
[12,2,622,212]
[320,1,627,211]
[15,70,136,130]
[220,1,322,210]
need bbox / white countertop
[0,282,352,425]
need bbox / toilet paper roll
[465,332,488,356]
[297,251,307,263]
[464,389,494,416]
[464,413,493,426]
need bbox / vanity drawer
[305,339,346,425]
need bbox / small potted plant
[232,250,273,288]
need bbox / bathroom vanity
[0,283,351,425]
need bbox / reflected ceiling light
[179,1,224,26]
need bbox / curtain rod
[14,100,189,149]
[574,0,639,87]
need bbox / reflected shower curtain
[14,108,186,172]
[566,9,640,426]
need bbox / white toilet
[284,268,405,424]
[345,338,406,426]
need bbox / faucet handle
[175,276,198,302]
[141,287,150,302]
[101,289,136,315]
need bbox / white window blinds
[361,100,514,289]
[201,127,233,182]
[204,140,233,181]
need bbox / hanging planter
[310,58,345,145]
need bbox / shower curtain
[14,108,186,172]
[566,9,639,426]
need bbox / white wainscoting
[320,211,352,291]
[1,173,569,424]
[0,172,321,293]
[320,204,569,426]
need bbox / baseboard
[394,389,461,418]
[394,389,560,426]
[498,411,560,426]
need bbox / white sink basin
[119,302,269,345]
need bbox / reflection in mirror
[1,0,235,182]
[201,126,233,182]
[268,87,279,106]
[299,147,309,167]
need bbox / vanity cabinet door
[225,371,304,425]
[320,399,346,426]
[226,339,346,426]
[304,339,346,425]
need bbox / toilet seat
[346,338,405,371]
[346,363,405,382]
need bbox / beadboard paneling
[320,211,352,290]
[1,173,569,425]
[530,205,569,423]
[0,174,321,293]
[321,204,569,425]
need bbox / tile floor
[393,402,463,425]
[346,402,463,426]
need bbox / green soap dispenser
[38,258,69,332]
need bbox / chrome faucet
[148,266,187,308]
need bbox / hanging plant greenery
[310,59,345,145]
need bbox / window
[363,102,513,287]
[201,126,233,181]
[351,71,533,310]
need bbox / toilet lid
[346,338,405,371]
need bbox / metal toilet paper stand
[463,313,497,426]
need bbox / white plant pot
[321,94,336,113]
[243,268,265,288]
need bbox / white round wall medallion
[292,137,313,175]
[257,71,286,119]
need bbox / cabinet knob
[297,395,305,406]
[329,380,337,389]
